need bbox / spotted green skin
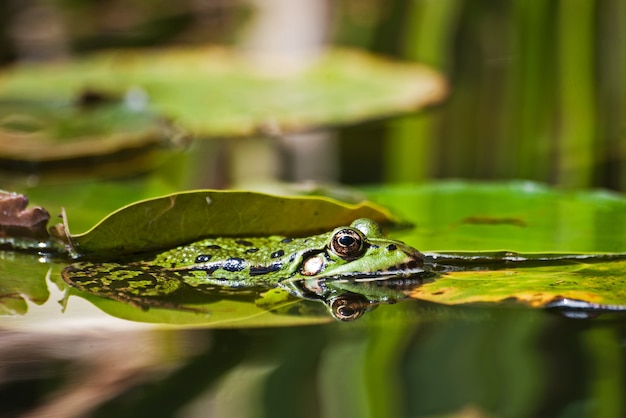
[62,218,425,304]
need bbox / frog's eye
[330,228,364,260]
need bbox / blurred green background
[340,0,625,190]
[1,0,624,190]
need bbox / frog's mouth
[316,254,430,280]
[320,267,431,280]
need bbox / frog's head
[297,218,425,281]
[282,218,431,320]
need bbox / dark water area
[2,302,625,418]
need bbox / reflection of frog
[62,219,430,321]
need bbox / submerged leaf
[67,190,398,258]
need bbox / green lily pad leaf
[365,181,626,253]
[0,47,446,137]
[0,252,50,315]
[409,258,626,310]
[0,96,187,173]
[67,190,397,258]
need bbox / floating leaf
[0,47,446,137]
[365,181,626,253]
[67,190,398,258]
[409,257,626,311]
[59,183,626,319]
[0,97,187,173]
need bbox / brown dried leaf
[0,191,49,241]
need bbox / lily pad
[0,96,186,172]
[410,258,626,309]
[365,181,626,253]
[0,47,447,137]
[66,190,398,258]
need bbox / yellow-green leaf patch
[409,258,626,308]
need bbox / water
[2,300,624,418]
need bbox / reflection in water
[0,328,203,417]
[1,305,625,417]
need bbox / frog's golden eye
[330,228,364,260]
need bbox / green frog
[62,218,429,321]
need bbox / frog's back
[152,234,328,285]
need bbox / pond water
[2,299,625,418]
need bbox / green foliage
[378,1,626,190]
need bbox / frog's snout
[409,246,424,263]
[396,243,424,270]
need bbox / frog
[62,218,430,321]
